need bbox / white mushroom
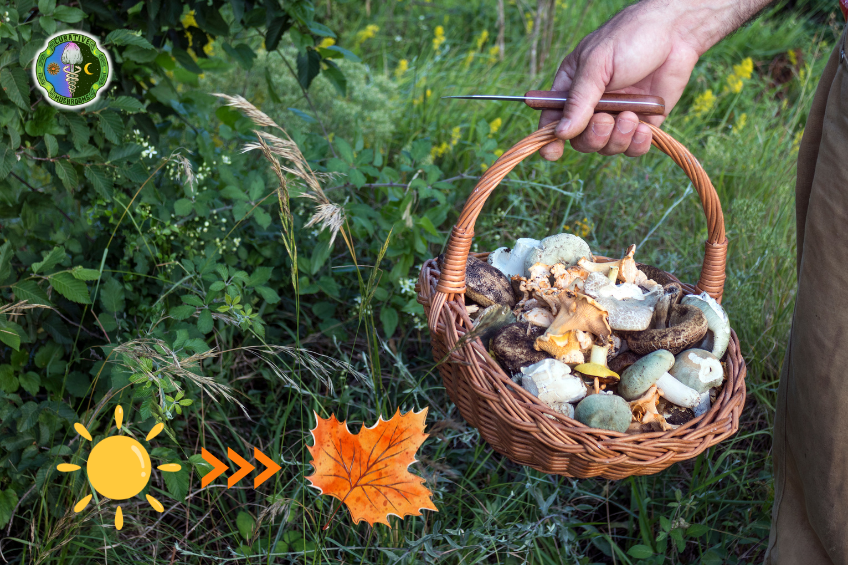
[582,272,612,297]
[488,238,542,278]
[520,307,554,328]
[520,358,587,405]
[527,262,552,289]
[693,391,711,417]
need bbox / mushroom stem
[589,344,609,365]
[655,373,701,408]
[593,377,600,394]
[607,266,619,283]
[693,390,711,416]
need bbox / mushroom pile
[453,233,731,434]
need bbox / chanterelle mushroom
[540,291,611,339]
[577,244,639,284]
[628,384,672,431]
[534,329,591,365]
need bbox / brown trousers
[764,25,848,565]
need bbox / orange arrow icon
[201,448,228,487]
[254,448,281,488]
[227,447,255,488]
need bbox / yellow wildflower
[318,37,336,49]
[692,89,716,115]
[433,25,446,50]
[412,89,432,106]
[181,10,197,28]
[463,51,475,69]
[431,141,450,159]
[481,163,489,172]
[450,126,461,146]
[525,12,534,34]
[395,59,409,78]
[732,113,747,134]
[494,149,504,157]
[787,49,798,66]
[726,74,743,93]
[724,57,754,93]
[355,24,379,45]
[565,217,591,238]
[203,41,214,56]
[487,45,500,65]
[476,30,489,50]
[489,117,502,136]
[792,129,804,152]
[733,57,754,80]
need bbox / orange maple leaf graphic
[306,408,438,528]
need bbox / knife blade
[443,91,666,115]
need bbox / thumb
[554,54,610,141]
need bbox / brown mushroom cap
[624,304,709,355]
[464,255,516,308]
[490,323,552,375]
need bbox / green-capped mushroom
[669,348,724,394]
[619,349,701,408]
[574,393,631,433]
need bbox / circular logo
[33,31,111,109]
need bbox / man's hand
[539,0,771,160]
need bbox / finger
[624,123,653,157]
[570,113,615,154]
[598,111,639,156]
[555,49,611,141]
[539,57,576,160]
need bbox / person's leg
[766,25,848,565]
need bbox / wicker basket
[416,122,747,480]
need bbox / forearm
[651,0,774,55]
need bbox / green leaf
[50,272,92,304]
[12,280,53,306]
[0,489,19,529]
[44,133,57,157]
[55,161,78,190]
[627,545,654,559]
[0,321,22,351]
[162,464,189,500]
[180,294,204,307]
[0,241,12,284]
[0,143,16,178]
[1,67,29,110]
[18,372,40,395]
[254,286,280,304]
[105,29,155,50]
[71,267,101,281]
[321,60,346,97]
[32,246,65,274]
[98,112,125,144]
[63,113,90,150]
[306,21,336,38]
[172,47,202,74]
[169,305,195,320]
[265,15,292,51]
[53,5,85,22]
[85,166,113,198]
[236,511,255,540]
[380,306,398,337]
[296,49,321,90]
[254,207,271,228]
[322,45,361,63]
[107,143,143,163]
[0,364,18,393]
[197,309,213,333]
[18,401,39,432]
[686,524,710,537]
[100,278,125,312]
[335,138,354,164]
[247,267,272,287]
[222,42,256,70]
[173,198,193,216]
[39,15,56,34]
[110,96,145,113]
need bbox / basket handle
[428,121,728,333]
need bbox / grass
[8,1,842,564]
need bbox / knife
[443,90,666,115]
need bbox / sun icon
[47,62,60,75]
[57,406,181,530]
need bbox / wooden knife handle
[524,90,666,115]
